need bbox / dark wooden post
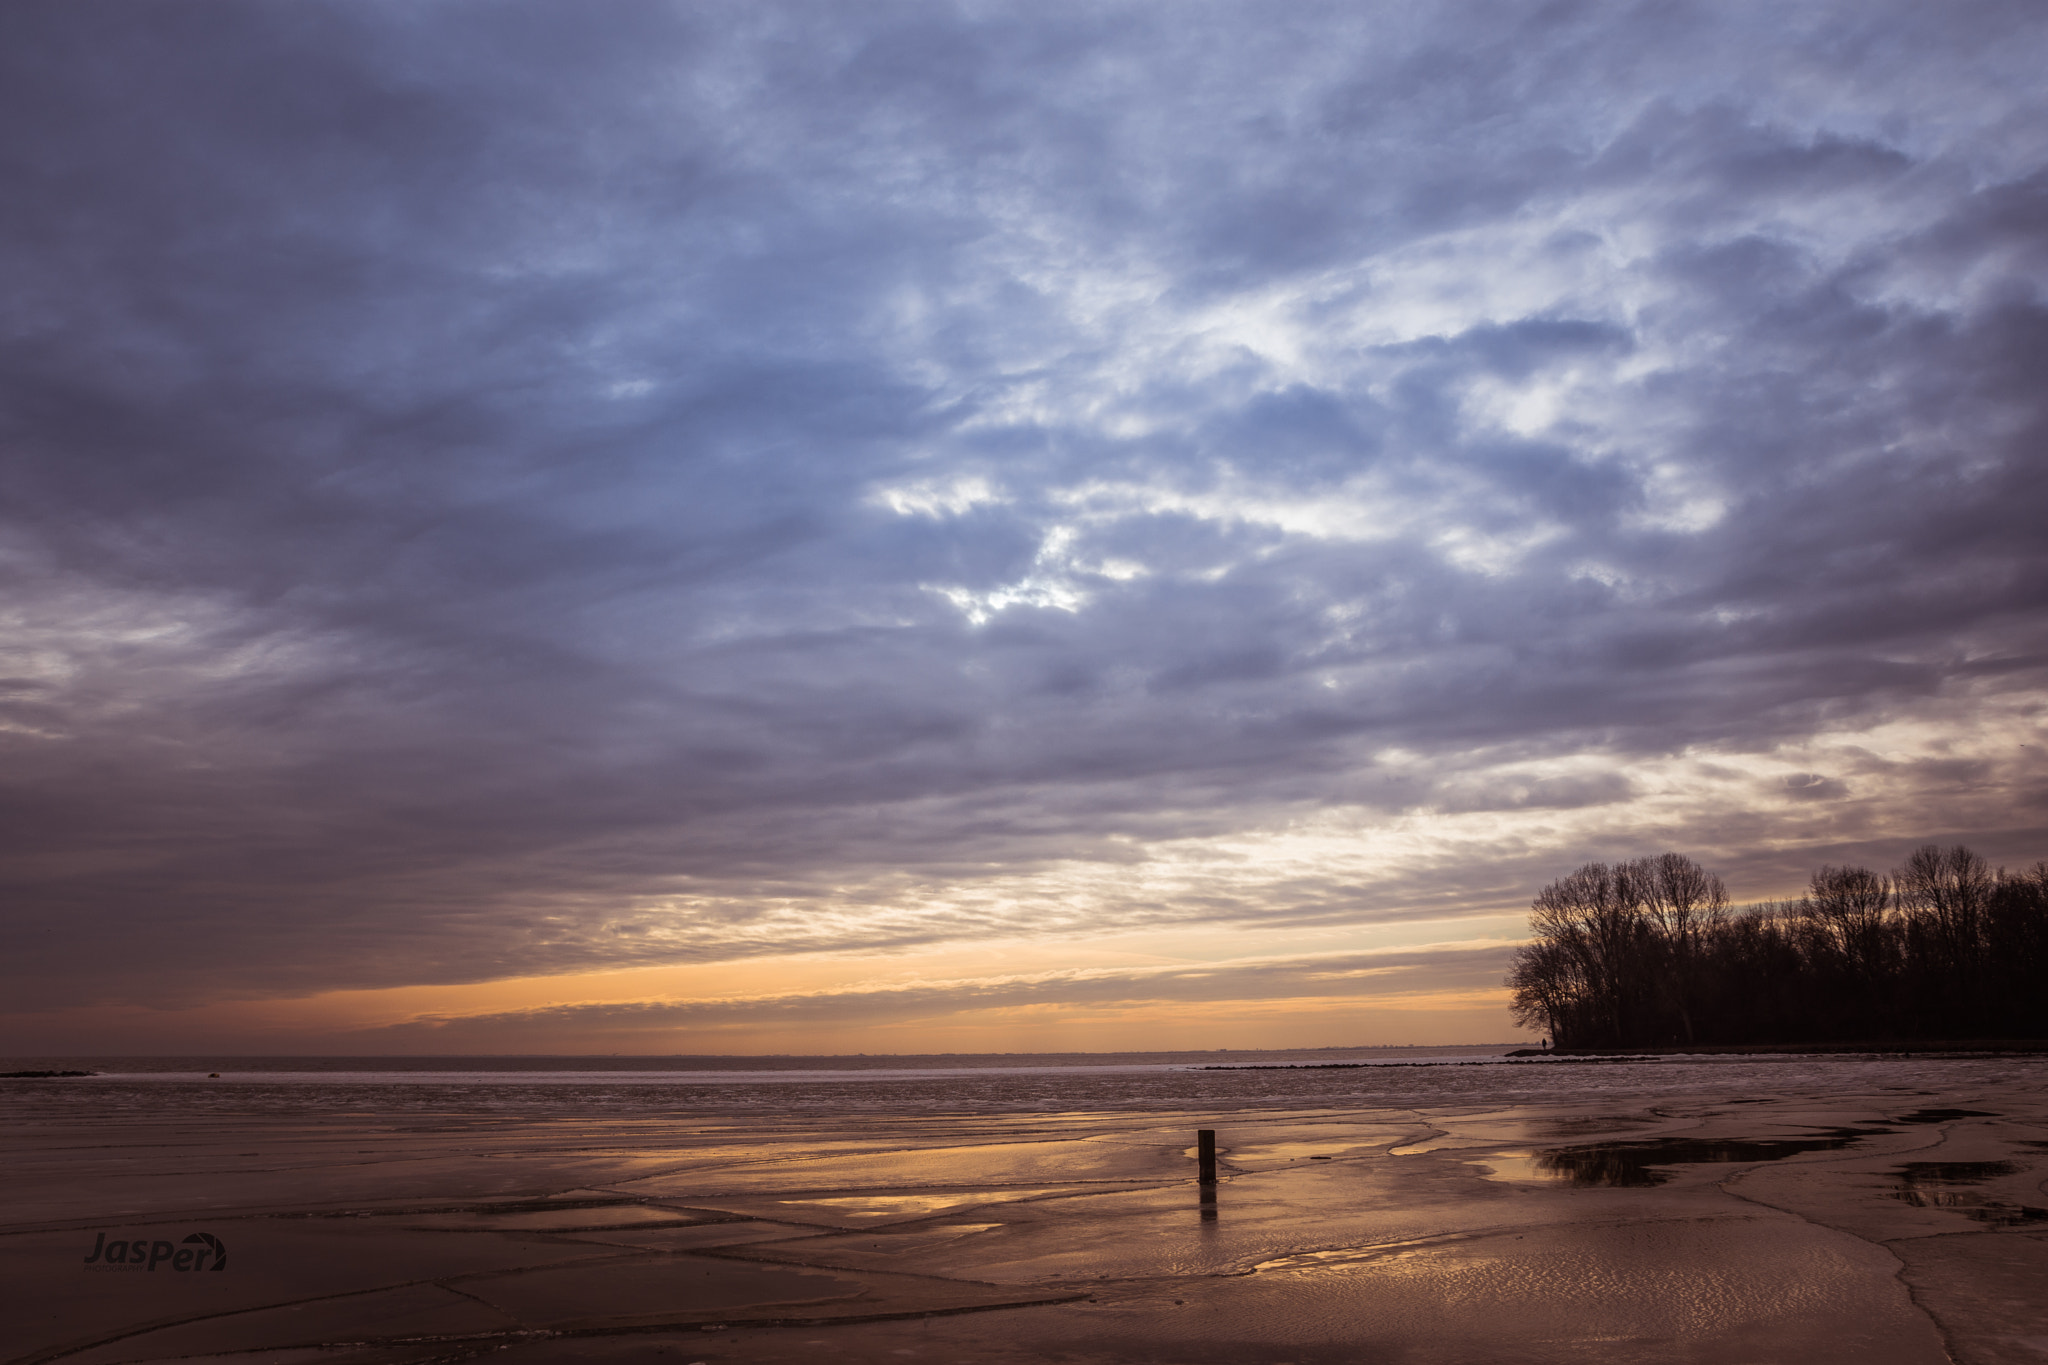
[1197,1129,1217,1185]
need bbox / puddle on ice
[1889,1160,2048,1224]
[1253,1244,1416,1274]
[1233,1141,1381,1162]
[1896,1160,2022,1182]
[1468,1152,1552,1183]
[776,1190,1064,1217]
[1537,1114,1658,1135]
[400,1204,703,1231]
[1468,1129,1893,1187]
[1389,1138,1492,1156]
[829,1222,1004,1254]
[1890,1108,1999,1124]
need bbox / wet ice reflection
[1462,1129,1897,1186]
[1469,1151,1552,1183]
[1889,1161,2048,1225]
[775,1189,1065,1218]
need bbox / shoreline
[1507,1038,2048,1058]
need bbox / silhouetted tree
[1985,862,2048,1037]
[1524,861,1651,1047]
[1506,938,1585,1044]
[1506,843,2044,1047]
[1795,865,1897,1038]
[1634,852,1727,1044]
[1896,843,1992,1030]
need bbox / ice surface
[3,1051,2043,1362]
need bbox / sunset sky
[4,0,2045,1055]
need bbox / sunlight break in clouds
[1,0,2044,1051]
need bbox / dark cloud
[2,0,2045,1018]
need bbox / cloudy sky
[4,0,2045,1054]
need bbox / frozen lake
[4,1050,2044,1363]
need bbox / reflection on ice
[1474,1129,1895,1186]
[1469,1151,1551,1183]
[1896,1160,2021,1183]
[401,1204,701,1231]
[776,1190,1064,1217]
[1889,1160,2048,1224]
[1891,1108,1999,1124]
[1233,1140,1377,1161]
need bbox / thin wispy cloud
[374,942,1516,1042]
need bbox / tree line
[1505,846,2048,1048]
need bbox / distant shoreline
[1505,1039,2048,1058]
[13,1042,2044,1078]
[0,1043,1527,1075]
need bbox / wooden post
[1197,1129,1217,1185]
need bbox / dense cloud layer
[3,0,2045,1019]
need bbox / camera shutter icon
[181,1232,226,1271]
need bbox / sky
[3,0,2046,1056]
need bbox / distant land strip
[0,1070,96,1079]
[1200,1057,1651,1070]
[1506,1040,2048,1057]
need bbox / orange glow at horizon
[1,924,1537,1055]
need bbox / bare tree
[1896,844,1991,995]
[1522,861,1652,1046]
[1630,851,1727,1044]
[1808,863,1892,961]
[1506,938,1582,1043]
[1635,851,1729,945]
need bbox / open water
[7,1046,2039,1118]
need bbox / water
[1888,1159,2048,1226]
[6,1045,1516,1076]
[1527,1128,1903,1186]
[4,1047,2039,1119]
